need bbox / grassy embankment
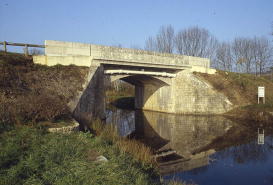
[0,124,157,184]
[195,70,273,125]
[0,52,188,185]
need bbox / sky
[0,0,272,53]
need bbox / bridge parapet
[44,40,210,68]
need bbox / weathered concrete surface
[190,66,216,74]
[34,40,209,69]
[48,120,80,134]
[133,69,233,114]
[70,62,106,126]
[33,55,92,66]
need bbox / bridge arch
[108,74,172,87]
[106,73,173,111]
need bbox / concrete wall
[135,69,233,114]
[33,55,92,66]
[45,40,91,56]
[70,62,106,127]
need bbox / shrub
[0,52,88,125]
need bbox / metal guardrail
[0,41,45,56]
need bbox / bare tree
[144,36,156,52]
[175,26,210,57]
[144,25,272,74]
[175,26,219,69]
[232,39,241,73]
[29,48,44,55]
[207,35,219,69]
[270,67,273,80]
[255,36,273,75]
[271,21,273,36]
[232,37,255,74]
[216,41,233,71]
[145,25,175,53]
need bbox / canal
[106,104,273,185]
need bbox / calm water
[106,105,273,185]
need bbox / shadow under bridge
[104,64,179,110]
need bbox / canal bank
[1,51,273,184]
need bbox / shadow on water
[109,97,135,110]
[106,104,273,184]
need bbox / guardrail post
[25,44,28,56]
[4,41,6,52]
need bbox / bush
[0,52,88,125]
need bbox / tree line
[143,25,273,75]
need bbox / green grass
[0,125,158,185]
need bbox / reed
[91,119,157,168]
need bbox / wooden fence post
[4,41,6,52]
[25,44,28,56]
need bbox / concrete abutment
[71,63,106,126]
[133,69,233,114]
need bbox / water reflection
[135,110,235,174]
[106,105,233,173]
[106,105,273,184]
[106,105,135,137]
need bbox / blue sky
[0,0,272,53]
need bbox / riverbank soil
[195,70,273,124]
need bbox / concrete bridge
[34,40,233,123]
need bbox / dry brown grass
[0,51,89,125]
[91,119,157,167]
[195,70,273,107]
[195,70,273,123]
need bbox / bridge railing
[0,41,45,56]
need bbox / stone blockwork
[48,120,80,134]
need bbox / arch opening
[105,74,172,110]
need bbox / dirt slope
[195,70,273,124]
[195,70,273,107]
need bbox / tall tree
[145,36,156,52]
[271,21,273,36]
[255,36,273,75]
[175,26,219,69]
[232,37,255,74]
[216,41,233,71]
[145,25,175,53]
[175,26,215,57]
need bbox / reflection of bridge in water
[106,105,233,174]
